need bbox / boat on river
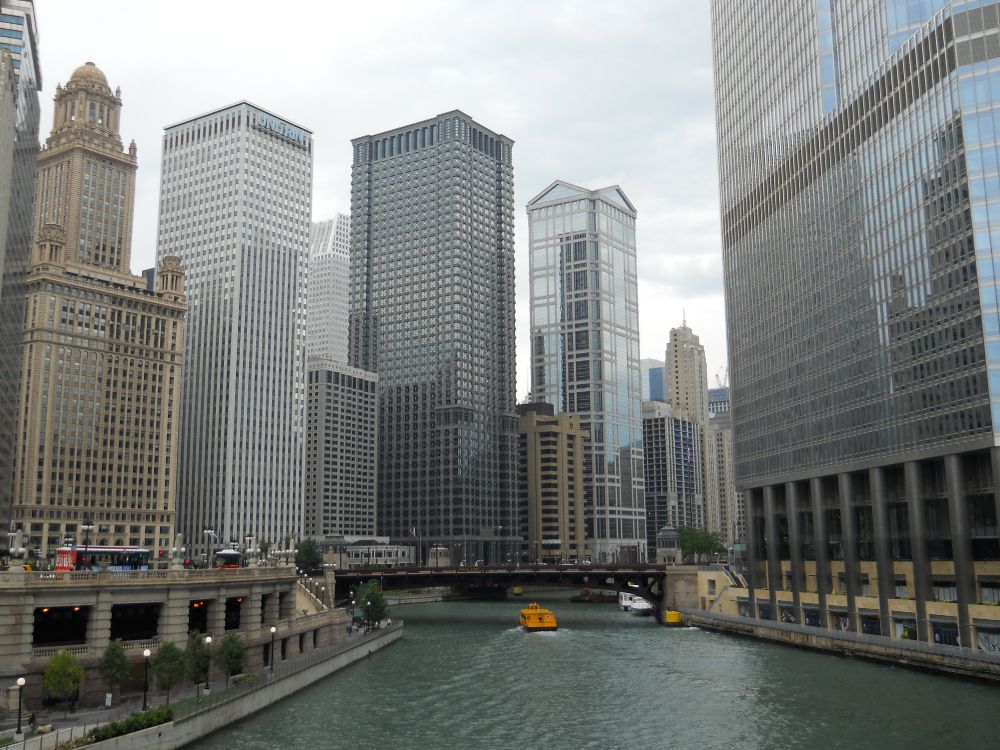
[520,602,558,631]
[570,588,617,603]
[631,598,653,616]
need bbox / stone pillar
[869,466,894,637]
[0,575,33,677]
[786,482,804,623]
[264,590,279,627]
[244,592,262,634]
[905,460,932,642]
[838,472,859,632]
[763,485,780,617]
[159,587,190,646]
[745,489,763,618]
[207,594,225,636]
[88,589,113,655]
[945,453,975,648]
[810,477,830,628]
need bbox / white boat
[631,598,653,616]
[619,591,639,611]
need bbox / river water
[193,592,999,749]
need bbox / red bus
[55,546,151,572]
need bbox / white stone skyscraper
[665,323,709,429]
[527,180,645,563]
[156,102,311,557]
[308,214,350,364]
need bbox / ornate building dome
[68,61,109,89]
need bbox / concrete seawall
[76,623,403,750]
[685,610,1000,681]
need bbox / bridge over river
[327,563,743,618]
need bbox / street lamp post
[204,636,212,693]
[269,626,276,671]
[142,649,151,710]
[15,676,25,737]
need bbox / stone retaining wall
[685,610,1000,681]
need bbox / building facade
[10,62,185,560]
[0,0,39,532]
[665,323,709,428]
[305,358,377,539]
[157,102,311,558]
[516,402,587,564]
[642,401,703,559]
[349,111,516,565]
[713,0,1000,647]
[705,410,744,553]
[308,215,350,364]
[708,386,730,416]
[527,180,645,562]
[640,357,665,402]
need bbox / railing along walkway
[172,621,402,721]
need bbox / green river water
[191,592,999,749]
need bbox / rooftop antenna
[682,308,687,327]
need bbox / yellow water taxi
[511,584,523,596]
[663,610,684,626]
[520,602,558,632]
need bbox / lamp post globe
[15,676,25,736]
[269,626,276,672]
[142,649,151,711]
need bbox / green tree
[354,580,389,629]
[185,630,210,687]
[295,538,322,571]
[43,650,84,717]
[213,632,246,686]
[150,641,186,705]
[678,527,726,562]
[98,640,130,702]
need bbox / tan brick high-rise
[10,62,185,561]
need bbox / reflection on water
[192,592,999,750]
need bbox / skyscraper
[714,1,1000,645]
[308,214,350,364]
[305,358,377,539]
[640,357,665,402]
[11,62,186,559]
[642,401,703,558]
[527,181,645,563]
[157,102,311,558]
[665,323,709,429]
[349,111,516,565]
[0,0,39,530]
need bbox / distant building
[516,402,587,564]
[705,411,744,552]
[305,358,377,539]
[640,358,665,402]
[308,215,350,364]
[708,387,730,416]
[349,111,516,565]
[157,102,311,558]
[11,62,186,559]
[527,180,645,563]
[642,401,703,560]
[665,323,708,428]
[0,1,40,532]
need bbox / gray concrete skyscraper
[157,102,311,558]
[714,1,1000,646]
[527,181,645,563]
[349,111,516,565]
[0,1,39,531]
[308,215,350,364]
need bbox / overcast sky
[38,0,727,393]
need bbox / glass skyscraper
[157,102,311,558]
[349,111,516,565]
[527,181,644,563]
[714,1,1000,647]
[0,0,38,530]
